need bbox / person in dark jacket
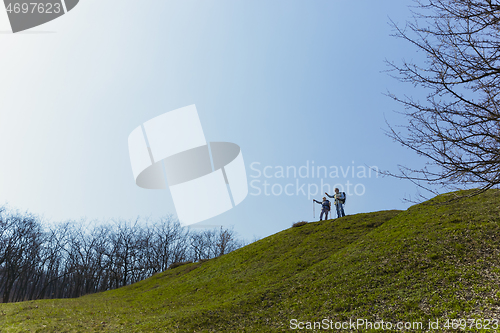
[313,197,331,221]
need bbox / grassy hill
[1,189,500,332]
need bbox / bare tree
[108,220,140,287]
[214,227,242,257]
[148,216,188,273]
[36,222,71,300]
[386,0,500,197]
[190,228,214,261]
[188,227,243,260]
[0,211,42,302]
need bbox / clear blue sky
[0,0,429,240]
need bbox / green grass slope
[1,190,500,332]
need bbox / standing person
[313,197,331,221]
[325,188,345,218]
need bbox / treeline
[0,206,243,303]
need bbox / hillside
[1,189,500,332]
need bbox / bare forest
[0,206,244,303]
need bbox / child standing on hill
[313,197,331,221]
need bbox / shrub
[168,261,192,269]
[292,221,308,228]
